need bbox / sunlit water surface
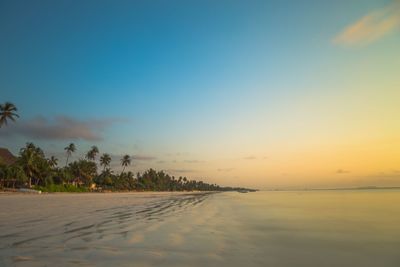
[1,190,400,266]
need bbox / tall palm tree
[19,146,37,188]
[100,153,111,171]
[85,146,99,161]
[48,156,58,168]
[64,143,76,166]
[120,154,131,174]
[0,102,19,127]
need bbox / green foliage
[0,163,27,188]
[64,143,76,166]
[100,153,111,171]
[86,146,99,161]
[120,154,131,173]
[135,169,221,191]
[0,102,19,127]
[55,168,73,184]
[18,143,51,187]
[34,184,89,192]
[68,159,97,186]
[1,142,253,192]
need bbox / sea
[1,190,399,266]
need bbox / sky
[1,0,399,189]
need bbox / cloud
[334,1,400,46]
[244,156,257,160]
[132,155,157,161]
[336,169,351,174]
[165,152,189,157]
[0,116,118,141]
[217,168,234,172]
[184,160,206,164]
[167,169,198,173]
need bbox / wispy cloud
[217,168,235,172]
[0,116,118,141]
[336,169,351,174]
[167,169,198,174]
[334,1,400,46]
[244,156,257,160]
[183,160,206,164]
[132,155,157,161]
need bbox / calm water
[1,190,400,266]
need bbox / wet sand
[0,192,215,267]
[1,191,400,266]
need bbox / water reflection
[0,192,214,266]
[1,191,400,267]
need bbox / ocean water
[1,190,400,267]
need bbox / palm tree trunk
[65,155,70,166]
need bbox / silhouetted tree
[100,153,111,171]
[0,102,19,127]
[64,143,76,166]
[120,154,131,174]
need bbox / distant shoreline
[0,188,224,195]
[265,186,400,192]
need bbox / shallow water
[1,190,400,266]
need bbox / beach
[1,190,400,267]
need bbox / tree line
[0,142,247,192]
[0,102,254,192]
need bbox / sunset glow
[1,0,399,189]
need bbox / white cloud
[334,1,400,46]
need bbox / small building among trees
[0,148,16,165]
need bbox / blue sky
[1,0,399,188]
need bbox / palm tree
[120,154,131,174]
[85,146,99,161]
[19,146,37,188]
[183,177,188,190]
[64,143,76,166]
[48,156,58,168]
[0,102,19,127]
[100,153,111,171]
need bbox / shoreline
[0,189,220,196]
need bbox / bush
[34,184,89,192]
